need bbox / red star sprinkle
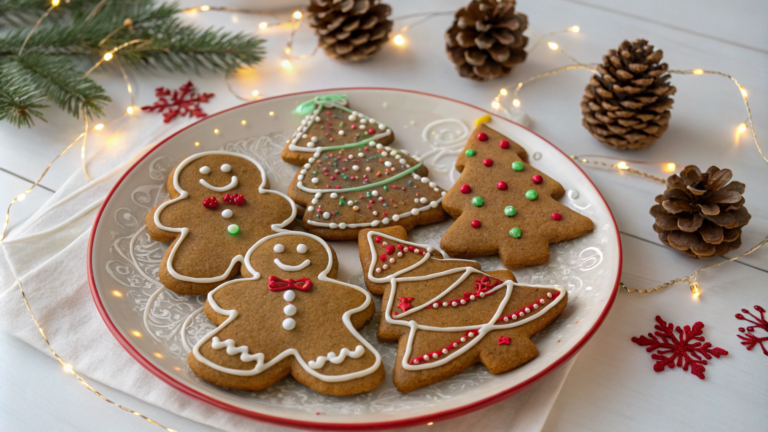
[632,315,728,379]
[141,81,214,123]
[397,297,415,313]
[498,336,511,345]
[736,305,768,356]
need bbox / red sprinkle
[375,236,383,243]
[552,212,562,221]
[202,197,219,209]
[386,245,396,255]
[483,158,494,167]
[407,245,415,252]
[532,175,543,184]
[471,220,481,228]
[379,253,387,262]
[477,132,488,142]
[497,181,508,190]
[368,128,375,134]
[499,140,510,149]
[460,184,472,194]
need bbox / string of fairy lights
[2,2,765,429]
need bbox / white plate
[88,88,621,429]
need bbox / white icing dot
[360,118,368,124]
[460,337,466,342]
[311,198,319,205]
[307,206,314,212]
[421,177,429,183]
[381,151,388,157]
[322,212,331,219]
[512,314,518,320]
[432,303,439,308]
[383,264,389,270]
[547,292,553,298]
[525,307,531,313]
[311,177,319,184]
[304,163,311,169]
[376,143,383,149]
[479,292,486,298]
[371,220,380,227]
[330,193,338,199]
[315,192,322,198]
[282,318,296,330]
[372,190,379,197]
[283,304,297,316]
[414,359,419,364]
[297,244,307,253]
[375,268,381,273]
[423,355,429,361]
[442,349,448,354]
[298,175,305,180]
[221,209,233,219]
[432,353,439,359]
[311,136,318,142]
[419,197,428,204]
[460,299,466,305]
[307,142,315,148]
[379,123,386,130]
[442,302,448,307]
[533,304,539,309]
[382,218,390,224]
[469,332,475,338]
[430,201,439,208]
[347,200,353,206]
[309,157,316,163]
[399,158,407,164]
[385,161,392,167]
[283,290,295,302]
[314,116,321,122]
[221,164,232,173]
[352,165,360,171]
[411,208,420,216]
[372,211,378,216]
[451,301,458,307]
[397,252,403,257]
[301,134,307,139]
[273,244,285,253]
[540,299,546,304]
[503,317,509,322]
[338,130,345,136]
[348,115,356,121]
[357,152,365,157]
[392,214,400,222]
[429,182,436,188]
[199,166,211,174]
[389,258,395,263]
[339,222,347,229]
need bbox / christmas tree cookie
[281,94,395,165]
[190,231,384,395]
[357,226,567,393]
[441,124,594,269]
[145,152,296,295]
[287,144,447,241]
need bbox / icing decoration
[471,220,481,228]
[474,114,491,125]
[497,292,560,322]
[525,190,538,200]
[509,227,522,238]
[477,132,488,141]
[200,175,238,192]
[471,196,484,207]
[499,140,510,149]
[425,275,501,309]
[203,197,219,209]
[227,224,239,235]
[283,318,296,330]
[460,184,472,194]
[532,174,543,184]
[483,158,494,167]
[511,161,524,171]
[736,305,768,356]
[273,244,285,253]
[223,193,245,205]
[268,276,313,291]
[274,258,312,272]
[496,181,507,191]
[284,304,297,316]
[632,315,728,379]
[221,209,233,219]
[199,166,211,174]
[221,164,232,173]
[551,212,562,221]
[498,336,511,345]
[297,244,308,253]
[465,149,477,157]
[397,297,415,313]
[140,81,213,123]
[504,206,516,217]
[283,290,295,302]
[192,231,382,383]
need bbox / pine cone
[308,0,393,62]
[650,166,751,259]
[445,0,528,81]
[581,39,676,150]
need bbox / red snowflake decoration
[736,305,768,356]
[632,315,728,379]
[397,296,414,313]
[141,81,214,123]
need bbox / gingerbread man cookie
[145,151,296,295]
[358,226,567,393]
[190,231,384,395]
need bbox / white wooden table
[1,0,766,430]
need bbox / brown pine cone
[308,0,393,62]
[650,166,751,259]
[582,39,676,150]
[445,0,528,81]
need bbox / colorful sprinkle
[499,140,510,149]
[477,132,488,142]
[525,190,538,200]
[460,184,472,194]
[497,181,507,190]
[471,196,484,207]
[483,158,494,167]
[512,161,524,171]
[504,206,516,217]
[465,149,477,157]
[227,224,240,235]
[203,197,219,209]
[509,227,522,238]
[552,212,562,221]
[471,220,481,228]
[532,174,543,184]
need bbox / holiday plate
[88,88,621,429]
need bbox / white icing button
[297,244,308,253]
[411,208,420,216]
[357,152,365,157]
[375,268,381,274]
[512,314,518,320]
[283,291,295,302]
[199,166,211,174]
[547,292,553,298]
[381,151,388,157]
[311,177,319,184]
[283,304,297,316]
[311,198,319,205]
[322,212,331,219]
[371,220,380,227]
[221,209,233,219]
[385,161,392,167]
[339,222,347,229]
[315,192,322,198]
[372,190,379,197]
[311,136,318,142]
[330,192,338,199]
[273,244,285,253]
[392,214,400,222]
[330,223,338,229]
[382,264,389,270]
[282,318,296,330]
[419,197,428,204]
[307,206,314,212]
[338,130,345,136]
[221,164,232,173]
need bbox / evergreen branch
[0,0,99,26]
[0,59,47,127]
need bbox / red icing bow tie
[268,276,313,292]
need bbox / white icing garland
[308,345,366,370]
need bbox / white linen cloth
[0,115,575,432]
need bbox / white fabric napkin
[0,116,574,432]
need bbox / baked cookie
[441,124,594,269]
[190,231,384,395]
[281,94,395,165]
[287,144,447,241]
[145,151,296,295]
[358,226,567,393]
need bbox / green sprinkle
[383,186,388,191]
[227,224,239,235]
[525,190,538,200]
[471,196,484,207]
[512,161,524,171]
[366,191,372,198]
[509,227,522,238]
[465,149,477,157]
[339,198,345,206]
[312,171,317,175]
[504,206,517,217]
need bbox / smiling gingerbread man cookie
[189,231,384,395]
[145,151,297,295]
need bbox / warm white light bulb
[126,106,134,115]
[665,162,676,172]
[394,34,405,46]
[94,123,104,130]
[282,60,292,69]
[547,42,558,50]
[693,69,703,75]
[617,161,629,170]
[512,99,521,108]
[51,0,60,6]
[293,10,303,20]
[259,22,268,29]
[16,193,26,201]
[737,123,747,133]
[103,52,113,61]
[200,5,210,11]
[63,364,73,373]
[500,88,508,96]
[570,25,580,33]
[252,90,259,97]
[491,101,500,109]
[740,87,748,98]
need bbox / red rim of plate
[87,87,622,430]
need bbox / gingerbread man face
[189,232,384,395]
[145,151,296,295]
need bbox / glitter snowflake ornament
[141,81,214,123]
[736,305,768,356]
[632,315,728,379]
